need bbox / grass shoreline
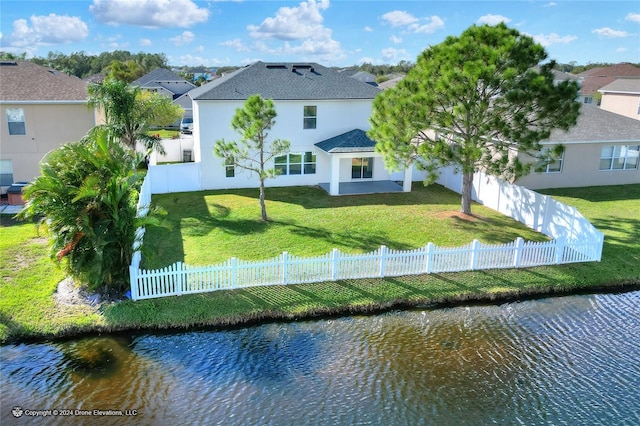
[2,184,639,345]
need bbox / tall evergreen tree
[369,23,580,215]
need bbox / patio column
[329,155,340,195]
[403,165,413,192]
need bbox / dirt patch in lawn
[55,278,102,308]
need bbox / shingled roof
[190,61,381,101]
[131,68,191,87]
[545,104,640,143]
[577,63,640,96]
[315,129,376,153]
[0,60,89,102]
[597,78,640,95]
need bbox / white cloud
[544,2,557,7]
[381,47,410,62]
[390,35,402,44]
[90,0,209,28]
[616,47,627,53]
[381,11,418,28]
[592,27,630,38]
[530,32,577,47]
[140,38,152,46]
[170,31,195,46]
[221,38,250,52]
[246,0,345,64]
[477,14,511,26]
[3,14,88,48]
[625,12,640,23]
[364,26,373,32]
[381,11,444,34]
[410,16,445,34]
[174,54,231,67]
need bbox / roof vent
[0,61,18,66]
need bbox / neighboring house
[338,69,378,86]
[598,78,640,121]
[516,104,640,190]
[576,63,640,105]
[191,67,215,82]
[0,60,98,191]
[185,61,411,195]
[131,68,196,122]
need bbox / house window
[583,96,593,104]
[225,158,235,178]
[274,152,316,175]
[599,145,640,171]
[352,157,373,179]
[303,106,317,129]
[534,149,564,173]
[6,108,26,135]
[0,160,14,188]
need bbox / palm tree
[19,129,163,294]
[88,78,183,155]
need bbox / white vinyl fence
[129,170,604,301]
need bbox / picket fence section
[129,171,604,301]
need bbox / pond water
[2,291,639,425]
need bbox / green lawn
[1,184,638,343]
[143,184,548,269]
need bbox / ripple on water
[1,291,639,425]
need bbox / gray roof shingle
[131,68,192,87]
[190,61,381,101]
[315,129,376,153]
[0,60,89,101]
[597,78,640,95]
[545,104,640,143]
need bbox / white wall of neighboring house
[194,98,378,190]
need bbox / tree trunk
[461,171,473,215]
[259,180,268,221]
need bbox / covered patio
[315,129,412,196]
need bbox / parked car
[180,117,193,134]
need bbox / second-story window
[6,108,26,135]
[304,106,317,129]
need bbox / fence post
[129,264,139,301]
[230,257,238,288]
[176,262,183,296]
[331,248,339,281]
[425,242,434,274]
[282,251,288,285]
[379,245,387,277]
[555,236,565,264]
[471,239,480,270]
[513,238,524,268]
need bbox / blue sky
[1,0,639,67]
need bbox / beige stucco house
[0,60,98,191]
[598,78,640,121]
[516,105,640,189]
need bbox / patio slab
[318,180,404,195]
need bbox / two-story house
[0,60,98,195]
[183,61,411,195]
[598,77,640,121]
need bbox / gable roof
[131,68,192,88]
[0,60,89,102]
[315,129,376,153]
[545,104,640,144]
[577,63,640,96]
[597,78,640,95]
[190,61,381,101]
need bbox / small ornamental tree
[369,23,580,215]
[214,95,290,221]
[19,129,164,294]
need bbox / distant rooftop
[597,78,640,95]
[545,104,640,143]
